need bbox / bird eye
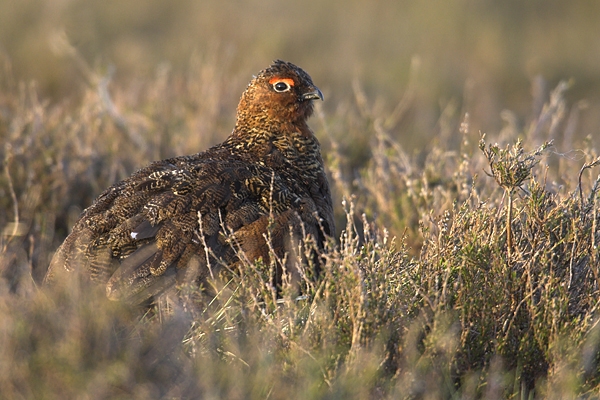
[273,81,291,92]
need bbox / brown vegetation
[2,1,600,397]
[1,54,599,398]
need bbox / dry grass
[1,50,600,399]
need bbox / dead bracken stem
[578,157,600,209]
[506,191,513,260]
[592,204,600,289]
[196,210,214,279]
[4,147,20,240]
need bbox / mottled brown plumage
[45,60,335,303]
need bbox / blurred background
[1,0,599,150]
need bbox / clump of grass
[1,57,600,399]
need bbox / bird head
[236,60,323,128]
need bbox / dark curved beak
[302,87,324,101]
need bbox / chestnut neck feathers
[230,60,323,142]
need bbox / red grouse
[45,60,335,303]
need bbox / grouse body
[45,60,335,303]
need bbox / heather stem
[506,189,513,261]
